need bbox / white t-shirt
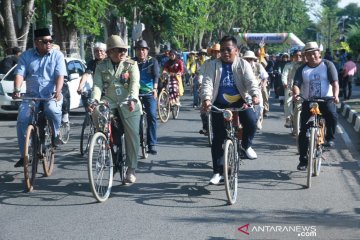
[301,62,333,99]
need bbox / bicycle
[210,102,252,205]
[297,96,331,188]
[157,73,180,122]
[22,97,56,192]
[87,100,128,202]
[139,93,153,159]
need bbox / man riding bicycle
[201,36,260,184]
[133,40,160,155]
[88,35,141,184]
[12,27,67,168]
[293,42,339,171]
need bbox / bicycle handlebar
[210,104,252,113]
[295,95,335,102]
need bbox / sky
[338,0,360,8]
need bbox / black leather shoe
[297,163,307,171]
[147,147,157,155]
[324,141,335,148]
[14,158,24,168]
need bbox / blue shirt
[15,48,67,98]
[215,62,241,105]
[133,56,160,94]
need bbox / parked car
[0,57,92,115]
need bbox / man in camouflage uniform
[90,35,141,183]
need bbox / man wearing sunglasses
[201,36,260,185]
[12,27,67,168]
[89,35,141,184]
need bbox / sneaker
[245,147,257,159]
[324,140,335,148]
[297,162,307,171]
[14,158,24,168]
[284,117,292,128]
[146,146,157,155]
[256,120,262,130]
[126,168,136,183]
[209,173,223,185]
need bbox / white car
[0,57,92,115]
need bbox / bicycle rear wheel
[88,132,113,202]
[140,113,148,159]
[157,90,170,123]
[24,125,37,192]
[80,114,93,156]
[172,105,180,119]
[207,113,213,147]
[59,121,70,144]
[119,135,127,185]
[42,121,55,177]
[306,128,316,188]
[223,139,238,205]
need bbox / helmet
[106,35,129,51]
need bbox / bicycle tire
[119,135,127,185]
[157,90,170,123]
[24,125,37,192]
[313,127,323,177]
[306,128,316,188]
[42,121,55,177]
[60,121,70,144]
[80,114,93,156]
[88,132,113,202]
[295,110,301,154]
[140,113,149,159]
[224,139,238,205]
[207,113,213,147]
[172,105,180,119]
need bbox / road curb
[337,102,360,133]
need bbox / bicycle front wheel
[88,132,113,202]
[140,113,148,159]
[42,121,55,177]
[157,90,170,123]
[306,128,316,188]
[24,125,37,192]
[80,114,93,156]
[223,139,238,205]
[60,121,70,144]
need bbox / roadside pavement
[338,83,360,133]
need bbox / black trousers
[211,103,257,174]
[298,101,337,164]
[342,75,353,99]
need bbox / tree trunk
[51,0,79,57]
[0,0,34,52]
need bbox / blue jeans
[141,94,157,147]
[193,77,199,106]
[17,97,63,157]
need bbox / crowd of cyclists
[11,27,357,187]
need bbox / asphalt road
[0,92,359,240]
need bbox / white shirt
[301,62,333,99]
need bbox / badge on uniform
[115,87,122,95]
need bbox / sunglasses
[38,39,53,44]
[115,48,127,53]
[220,47,235,53]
